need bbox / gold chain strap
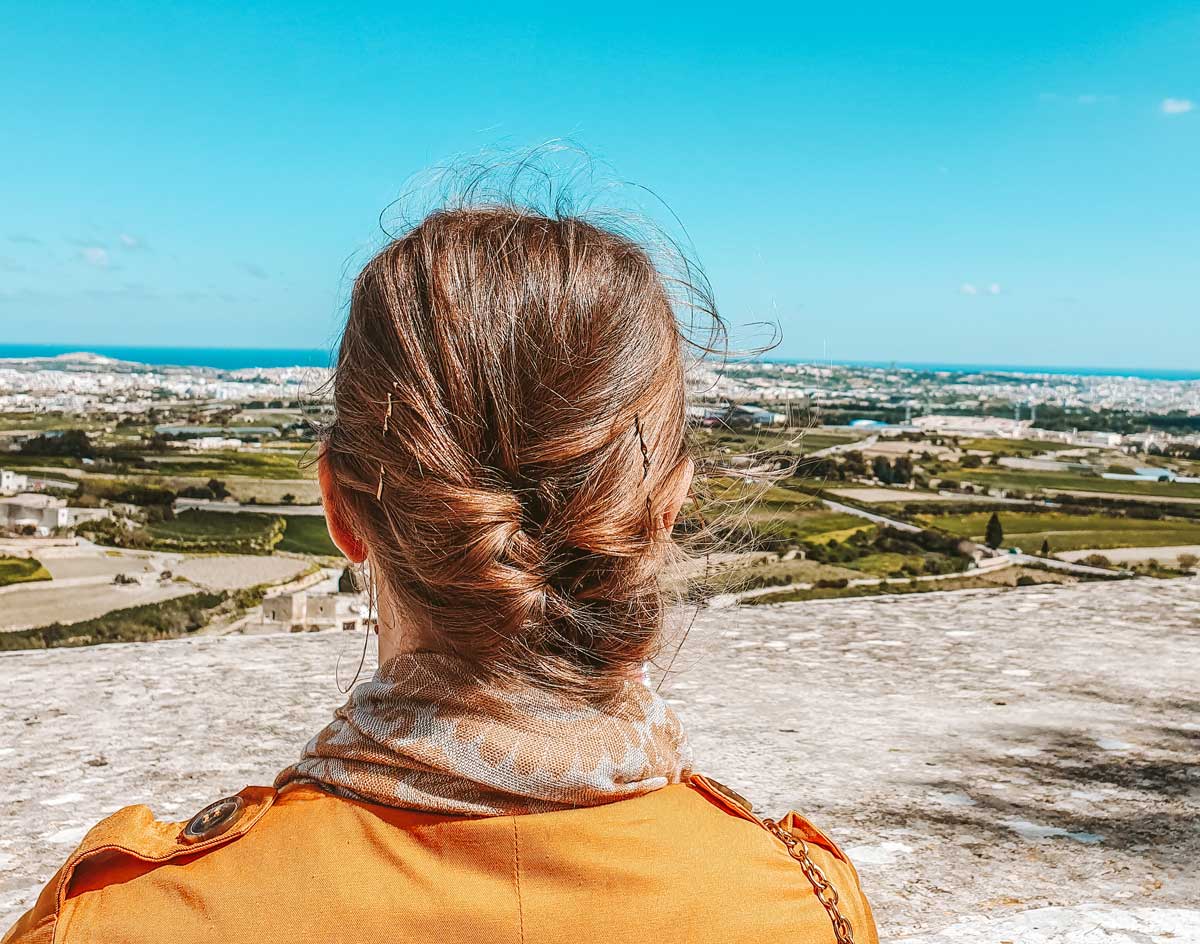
[762,817,856,944]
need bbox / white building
[259,590,373,633]
[1077,430,1123,448]
[168,436,246,451]
[0,469,29,495]
[0,493,111,536]
[0,493,69,535]
[912,415,1034,438]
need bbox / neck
[375,587,444,665]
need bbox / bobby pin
[634,414,651,481]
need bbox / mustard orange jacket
[4,775,879,943]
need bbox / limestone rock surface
[1,578,1197,940]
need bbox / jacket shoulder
[688,773,852,860]
[686,774,879,944]
[2,787,276,944]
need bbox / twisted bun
[325,206,698,695]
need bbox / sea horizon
[1,343,1198,382]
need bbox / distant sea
[0,344,333,370]
[1,344,1196,380]
[796,359,1200,382]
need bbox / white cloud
[118,233,141,249]
[960,282,1002,297]
[80,247,109,267]
[1162,98,1195,115]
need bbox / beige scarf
[276,651,692,816]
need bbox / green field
[742,565,1077,605]
[0,556,52,587]
[0,412,108,432]
[278,515,340,556]
[921,510,1200,554]
[690,557,864,597]
[0,454,83,469]
[142,510,285,554]
[941,467,1200,499]
[746,507,872,547]
[793,432,862,452]
[139,450,314,480]
[0,588,266,651]
[961,438,1059,455]
[844,551,912,576]
[693,428,863,455]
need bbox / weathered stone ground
[1,578,1197,940]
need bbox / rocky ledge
[2,578,1197,941]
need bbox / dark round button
[181,796,245,844]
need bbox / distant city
[3,348,1196,453]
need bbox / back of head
[324,205,695,696]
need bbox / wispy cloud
[960,282,1002,297]
[8,234,42,245]
[1162,98,1195,115]
[118,233,145,249]
[240,262,269,280]
[80,246,109,267]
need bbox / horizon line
[1,343,1198,379]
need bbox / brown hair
[323,203,716,696]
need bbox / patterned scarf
[276,650,692,816]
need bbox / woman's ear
[659,457,694,534]
[318,448,368,564]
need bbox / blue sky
[2,2,1197,368]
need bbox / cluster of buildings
[253,589,375,634]
[902,415,1194,453]
[689,360,1200,421]
[155,424,284,451]
[0,468,111,537]
[0,352,327,415]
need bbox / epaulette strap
[54,788,275,927]
[688,774,857,944]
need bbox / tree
[985,512,1004,549]
[872,455,894,484]
[281,493,296,505]
[960,454,983,469]
[338,567,362,593]
[841,451,867,477]
[20,429,94,459]
[892,455,913,485]
[1040,538,1051,557]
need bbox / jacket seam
[4,911,54,944]
[511,816,526,944]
